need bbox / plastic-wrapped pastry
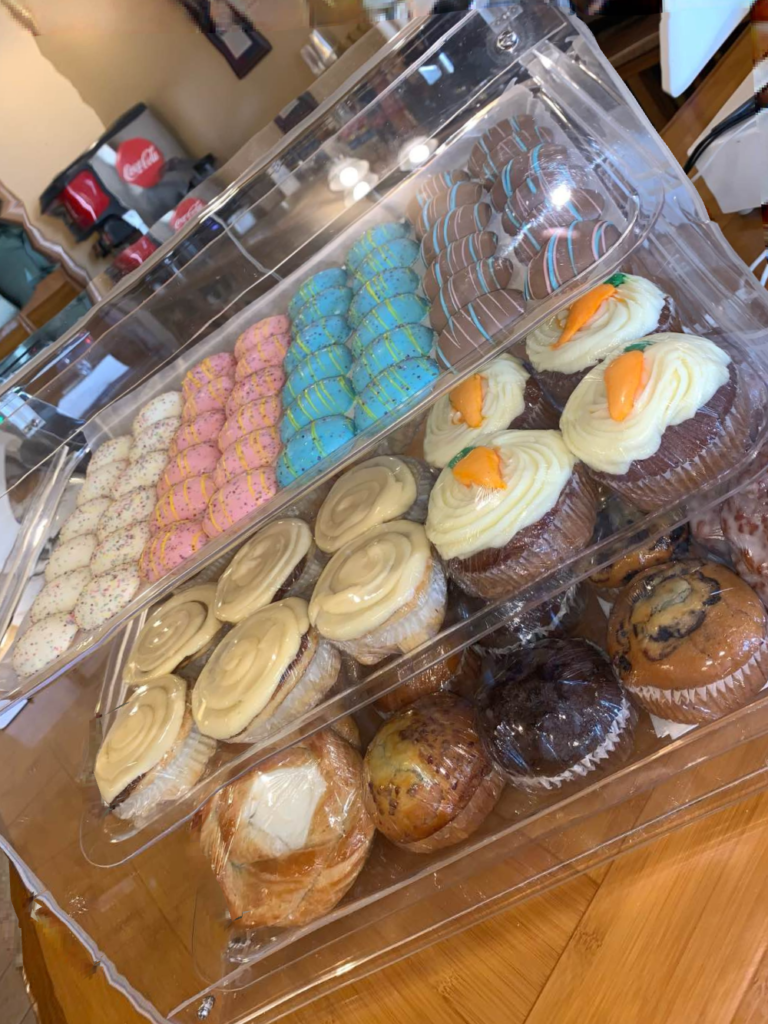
[199,727,373,928]
[426,432,597,600]
[94,675,216,821]
[314,456,434,554]
[125,584,224,684]
[214,519,321,623]
[474,583,587,657]
[720,475,768,605]
[607,559,768,723]
[193,598,341,742]
[561,335,754,512]
[423,355,557,469]
[478,639,637,790]
[309,520,447,665]
[364,693,504,852]
[526,274,675,407]
[374,647,479,714]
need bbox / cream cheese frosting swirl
[560,333,731,476]
[314,457,418,553]
[125,584,220,683]
[426,430,576,561]
[309,520,430,641]
[95,675,186,804]
[215,519,313,623]
[526,275,667,374]
[193,597,309,740]
[424,355,530,469]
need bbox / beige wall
[0,6,106,278]
[34,0,317,164]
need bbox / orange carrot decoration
[449,374,484,427]
[552,282,618,349]
[451,446,506,489]
[604,349,645,422]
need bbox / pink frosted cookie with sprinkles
[182,353,236,396]
[140,520,209,583]
[203,468,278,538]
[235,334,290,380]
[153,474,217,530]
[170,411,226,455]
[225,367,285,417]
[214,427,282,488]
[181,376,235,422]
[234,316,291,361]
[218,397,282,452]
[157,443,220,496]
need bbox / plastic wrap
[607,559,768,724]
[474,581,587,656]
[425,430,599,601]
[560,334,762,513]
[364,693,504,854]
[374,645,479,714]
[309,521,447,665]
[198,727,374,929]
[477,638,637,790]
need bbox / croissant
[200,727,374,928]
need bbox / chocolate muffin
[525,220,620,301]
[561,335,755,513]
[607,559,768,723]
[477,638,637,790]
[426,431,598,601]
[364,693,504,852]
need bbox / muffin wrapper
[113,721,217,822]
[176,623,232,683]
[231,637,342,743]
[505,696,637,792]
[398,455,438,526]
[515,378,561,430]
[450,471,598,601]
[331,556,448,666]
[534,366,590,410]
[283,543,326,603]
[595,370,754,512]
[627,639,768,725]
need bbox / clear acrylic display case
[2,7,768,1024]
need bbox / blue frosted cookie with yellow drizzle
[351,238,420,292]
[287,315,350,373]
[281,377,356,443]
[350,324,434,393]
[354,357,440,431]
[348,268,421,328]
[291,286,353,332]
[288,267,348,319]
[347,222,410,272]
[283,345,353,402]
[350,294,430,358]
[277,415,357,486]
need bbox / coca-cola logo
[171,197,205,232]
[116,137,165,189]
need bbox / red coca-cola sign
[170,196,205,232]
[116,137,165,188]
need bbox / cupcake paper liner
[176,623,232,684]
[627,638,768,724]
[504,696,637,792]
[398,455,438,526]
[515,377,560,430]
[331,556,448,666]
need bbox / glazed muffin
[607,559,768,723]
[124,585,225,685]
[589,503,690,601]
[192,598,341,742]
[214,519,321,623]
[561,334,754,512]
[477,638,637,790]
[95,675,216,822]
[526,274,674,407]
[364,693,504,852]
[474,583,587,657]
[423,354,557,469]
[314,456,434,555]
[721,477,768,605]
[426,431,598,601]
[309,521,447,665]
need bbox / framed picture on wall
[178,0,272,78]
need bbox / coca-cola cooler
[40,103,215,263]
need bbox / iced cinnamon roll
[94,675,216,821]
